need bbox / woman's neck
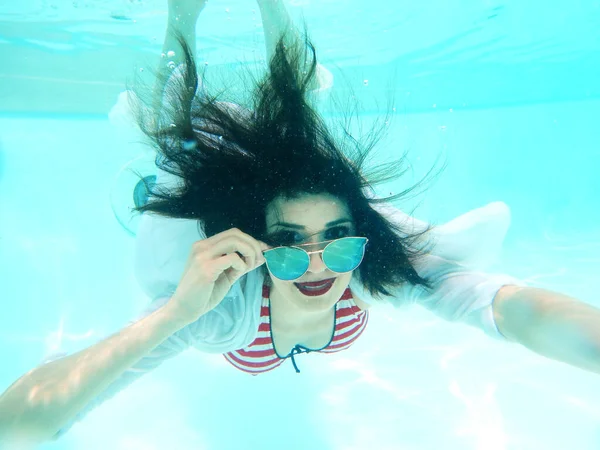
[269,285,336,333]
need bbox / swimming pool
[1,1,600,449]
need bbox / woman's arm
[257,0,332,91]
[0,303,188,445]
[386,200,600,375]
[165,0,204,59]
[257,0,305,67]
[158,0,331,105]
[493,286,600,375]
[153,0,207,109]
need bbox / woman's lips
[295,278,336,287]
[294,278,336,296]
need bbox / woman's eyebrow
[271,218,352,229]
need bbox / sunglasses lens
[263,246,309,281]
[322,237,367,273]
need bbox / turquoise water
[1,1,600,449]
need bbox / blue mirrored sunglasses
[262,237,369,281]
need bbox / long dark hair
[133,34,441,299]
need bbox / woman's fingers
[171,228,271,323]
[203,228,267,268]
[212,252,248,279]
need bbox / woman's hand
[167,228,270,325]
[168,0,207,27]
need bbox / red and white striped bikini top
[224,283,369,375]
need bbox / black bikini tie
[289,344,311,373]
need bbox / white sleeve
[403,255,525,339]
[133,210,263,353]
[369,200,527,338]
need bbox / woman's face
[264,193,356,313]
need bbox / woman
[1,0,599,445]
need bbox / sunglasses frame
[261,236,369,281]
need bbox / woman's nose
[307,251,327,273]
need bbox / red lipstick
[294,278,336,297]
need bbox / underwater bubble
[139,67,144,72]
[183,139,197,150]
[363,79,369,86]
[167,61,176,70]
[170,123,177,128]
[161,52,166,58]
[167,50,175,58]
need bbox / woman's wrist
[159,300,196,331]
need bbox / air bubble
[167,50,175,58]
[183,139,197,150]
[363,79,369,86]
[167,61,176,70]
